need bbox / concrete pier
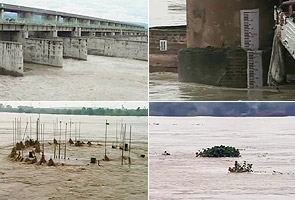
[0,41,23,76]
[88,37,148,60]
[178,0,279,88]
[62,37,87,60]
[23,38,63,67]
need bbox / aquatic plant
[195,145,240,157]
[229,161,253,173]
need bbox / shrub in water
[195,145,240,157]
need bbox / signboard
[247,50,263,88]
[241,9,260,50]
[160,40,167,51]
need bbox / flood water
[0,112,148,146]
[149,0,186,27]
[149,72,295,101]
[0,55,148,101]
[149,117,295,199]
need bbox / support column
[57,16,62,23]
[71,27,81,37]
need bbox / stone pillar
[18,12,25,20]
[23,38,63,67]
[0,41,24,76]
[0,8,4,19]
[48,15,57,22]
[57,16,62,23]
[62,37,87,60]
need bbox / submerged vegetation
[229,161,253,173]
[195,145,240,157]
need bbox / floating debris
[229,161,253,173]
[196,145,240,157]
[141,154,145,158]
[162,151,170,156]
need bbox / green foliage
[229,161,253,173]
[196,145,240,157]
[0,106,148,116]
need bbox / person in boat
[162,151,170,156]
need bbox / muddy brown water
[149,72,295,101]
[0,112,148,146]
[0,113,148,199]
[0,56,148,101]
[149,0,186,27]
[149,117,295,199]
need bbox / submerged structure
[178,0,295,88]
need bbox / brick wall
[149,26,186,54]
[149,26,186,72]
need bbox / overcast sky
[0,101,148,109]
[1,0,148,24]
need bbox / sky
[1,0,148,24]
[0,101,148,109]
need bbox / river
[0,56,148,101]
[149,0,186,27]
[0,112,148,146]
[149,116,295,199]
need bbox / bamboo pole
[115,120,118,147]
[129,125,132,167]
[36,119,39,141]
[79,122,81,141]
[104,120,108,159]
[75,122,77,142]
[64,123,67,160]
[69,119,72,140]
[59,121,61,159]
[54,121,57,158]
[19,118,21,142]
[12,121,14,147]
[121,123,126,165]
[30,117,32,139]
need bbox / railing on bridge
[0,17,147,32]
